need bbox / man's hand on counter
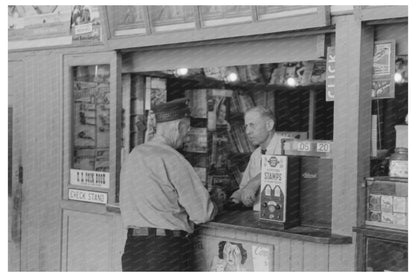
[229,174,261,207]
[241,186,258,206]
[241,174,261,206]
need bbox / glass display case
[365,177,408,230]
[72,65,111,172]
[354,177,408,271]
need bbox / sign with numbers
[282,139,332,159]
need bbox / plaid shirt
[120,134,215,233]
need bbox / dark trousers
[121,234,194,271]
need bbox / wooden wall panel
[328,244,355,271]
[19,54,63,271]
[198,230,353,271]
[332,15,373,235]
[62,210,112,271]
[109,213,126,271]
[290,240,304,271]
[122,35,324,72]
[276,239,291,271]
[8,60,25,271]
[303,242,329,271]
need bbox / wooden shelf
[138,71,325,93]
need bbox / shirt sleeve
[165,154,216,224]
[239,151,257,189]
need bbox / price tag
[297,141,311,152]
[316,142,331,153]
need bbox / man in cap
[230,105,286,209]
[120,98,218,271]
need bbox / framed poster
[71,5,102,41]
[371,40,396,99]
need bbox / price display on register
[283,139,333,159]
[297,141,311,152]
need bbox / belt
[127,227,191,238]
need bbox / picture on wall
[201,237,274,271]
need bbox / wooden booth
[8,5,408,271]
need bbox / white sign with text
[70,169,110,189]
[68,189,108,204]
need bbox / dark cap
[152,98,191,123]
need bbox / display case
[353,177,408,271]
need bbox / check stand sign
[68,189,108,204]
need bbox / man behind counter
[230,106,286,209]
[120,98,218,271]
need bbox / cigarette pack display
[381,195,393,213]
[393,196,407,213]
[369,211,382,222]
[369,194,381,211]
[381,212,394,224]
[365,177,407,230]
[393,213,407,226]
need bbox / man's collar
[266,132,280,153]
[149,134,170,147]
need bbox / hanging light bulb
[225,72,238,83]
[286,77,297,87]
[175,68,188,76]
[394,72,403,83]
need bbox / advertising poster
[71,5,101,41]
[8,6,72,41]
[202,236,273,271]
[260,155,288,222]
[326,46,336,101]
[371,40,396,99]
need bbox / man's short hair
[246,105,275,122]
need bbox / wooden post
[308,89,316,140]
[332,15,373,236]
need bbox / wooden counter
[194,209,353,271]
[200,210,351,244]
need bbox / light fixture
[394,72,403,83]
[225,72,238,83]
[286,77,297,87]
[175,68,188,76]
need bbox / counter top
[353,226,407,242]
[200,210,352,245]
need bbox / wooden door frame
[8,59,25,271]
[62,51,122,206]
